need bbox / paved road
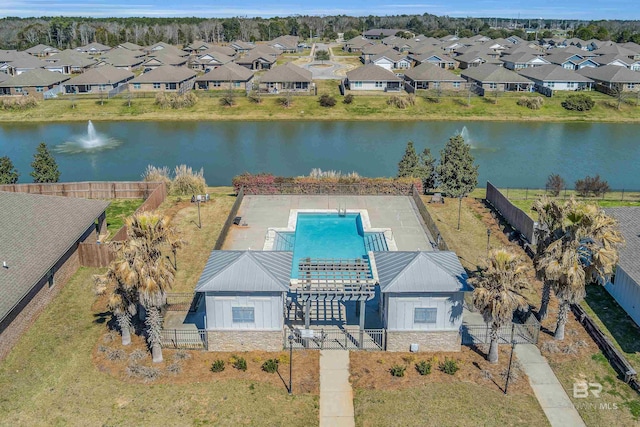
[302,42,347,79]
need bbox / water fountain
[55,120,122,153]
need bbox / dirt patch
[93,331,319,394]
[350,346,533,396]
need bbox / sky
[0,0,637,21]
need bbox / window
[453,81,460,88]
[133,83,141,89]
[153,83,161,89]
[165,83,177,90]
[36,86,44,92]
[15,87,22,93]
[628,83,636,89]
[433,81,440,89]
[354,81,362,88]
[567,82,575,88]
[232,307,255,323]
[488,83,497,89]
[234,82,241,88]
[99,84,106,91]
[375,81,383,88]
[414,307,437,324]
[213,81,221,87]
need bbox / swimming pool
[275,213,388,278]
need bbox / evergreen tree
[397,141,420,178]
[417,148,437,191]
[436,135,478,229]
[0,156,19,184]
[30,142,60,183]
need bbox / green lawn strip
[0,267,318,426]
[353,384,548,427]
[581,285,640,370]
[104,198,144,236]
[550,352,640,426]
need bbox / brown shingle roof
[0,192,109,324]
[404,62,464,82]
[576,64,640,83]
[65,65,134,85]
[195,62,254,82]
[346,63,402,81]
[0,68,69,87]
[131,65,196,84]
[260,63,312,83]
[461,64,532,84]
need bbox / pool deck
[224,195,434,251]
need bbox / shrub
[561,94,594,111]
[155,92,198,109]
[172,164,206,196]
[1,95,39,110]
[129,349,148,362]
[173,350,191,360]
[438,358,459,375]
[230,355,247,371]
[106,349,126,361]
[546,173,565,197]
[277,353,290,365]
[402,354,417,364]
[387,95,410,109]
[319,94,337,107]
[500,361,522,383]
[541,341,560,353]
[517,96,544,110]
[210,360,225,372]
[261,358,279,373]
[277,96,292,108]
[142,164,172,191]
[575,174,610,197]
[126,363,161,382]
[166,361,182,374]
[309,168,360,179]
[343,94,354,104]
[415,360,432,376]
[219,94,236,107]
[390,364,406,377]
[247,91,262,104]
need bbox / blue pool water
[279,213,388,278]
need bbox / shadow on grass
[583,285,640,355]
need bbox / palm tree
[472,248,530,364]
[536,200,623,340]
[532,196,566,320]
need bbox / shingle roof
[593,44,638,57]
[404,62,464,82]
[260,63,312,83]
[118,42,143,51]
[195,251,292,292]
[576,64,640,83]
[131,65,196,83]
[44,49,97,68]
[65,65,134,85]
[346,63,402,81]
[3,54,46,70]
[604,208,640,285]
[202,45,237,57]
[0,192,109,324]
[592,53,633,66]
[24,44,59,55]
[145,51,187,66]
[77,42,111,52]
[373,251,469,293]
[518,64,593,82]
[195,62,254,82]
[0,68,70,87]
[99,49,144,67]
[461,64,532,84]
[234,50,275,65]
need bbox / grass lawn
[0,267,318,426]
[4,88,640,123]
[581,285,640,371]
[104,198,144,237]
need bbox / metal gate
[286,328,385,351]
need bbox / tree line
[3,15,640,50]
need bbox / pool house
[173,194,470,352]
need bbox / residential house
[345,63,403,91]
[183,41,213,55]
[24,44,59,57]
[370,51,411,71]
[593,54,640,71]
[144,42,188,57]
[403,62,465,91]
[602,208,640,327]
[251,44,280,58]
[190,52,233,71]
[269,35,299,53]
[202,45,237,58]
[593,44,640,60]
[259,63,313,93]
[230,40,254,55]
[42,49,97,74]
[0,191,108,361]
[577,65,640,92]
[129,65,197,92]
[461,64,533,93]
[500,52,550,70]
[518,65,593,92]
[63,64,134,94]
[455,51,501,69]
[98,49,144,70]
[373,251,469,352]
[142,52,188,71]
[361,44,390,63]
[195,62,254,90]
[76,42,111,55]
[545,52,599,70]
[0,68,70,96]
[234,51,276,70]
[411,51,457,69]
[0,51,46,76]
[117,42,143,51]
[364,29,407,40]
[344,36,374,53]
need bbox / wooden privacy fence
[110,182,168,242]
[0,181,163,199]
[485,181,537,245]
[78,242,116,267]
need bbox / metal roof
[195,251,292,293]
[604,207,640,286]
[0,192,109,324]
[373,251,469,293]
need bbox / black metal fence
[287,328,385,350]
[461,313,540,346]
[166,293,200,312]
[160,329,208,350]
[214,187,244,250]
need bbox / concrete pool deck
[223,195,434,251]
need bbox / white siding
[349,81,386,91]
[373,58,393,70]
[385,292,464,331]
[605,267,640,326]
[204,292,283,330]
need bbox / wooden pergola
[295,258,376,348]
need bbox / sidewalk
[319,350,355,427]
[515,344,586,427]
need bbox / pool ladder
[338,201,346,217]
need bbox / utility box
[410,343,419,352]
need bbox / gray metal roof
[604,207,640,286]
[0,192,109,324]
[195,251,292,293]
[373,251,469,293]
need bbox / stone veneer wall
[386,330,461,352]
[208,329,284,352]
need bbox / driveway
[302,43,347,79]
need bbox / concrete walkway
[515,344,586,427]
[319,350,355,427]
